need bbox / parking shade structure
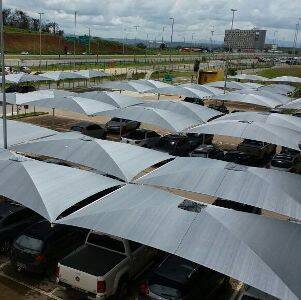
[28,96,117,116]
[258,84,295,95]
[228,74,268,82]
[75,70,111,79]
[56,184,301,300]
[12,131,173,182]
[139,100,222,122]
[98,106,202,132]
[42,71,85,81]
[280,98,301,110]
[204,81,256,90]
[2,72,49,83]
[180,83,223,96]
[80,91,143,108]
[137,156,301,220]
[270,76,301,84]
[0,119,57,147]
[3,89,77,105]
[134,79,173,89]
[186,120,301,151]
[217,112,301,132]
[0,150,123,222]
[210,92,283,108]
[99,80,152,93]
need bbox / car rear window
[87,234,125,254]
[15,235,43,253]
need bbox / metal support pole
[73,11,77,70]
[169,18,174,62]
[0,0,7,149]
[38,12,44,69]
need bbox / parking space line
[0,271,62,300]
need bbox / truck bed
[60,244,126,276]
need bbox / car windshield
[15,235,43,254]
[149,273,184,299]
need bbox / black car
[213,198,262,215]
[121,129,161,147]
[70,121,107,140]
[270,148,300,171]
[0,202,42,253]
[105,118,140,134]
[208,104,229,114]
[11,220,87,274]
[190,144,224,160]
[147,134,201,156]
[6,85,36,94]
[183,97,204,106]
[222,150,267,167]
[139,254,226,299]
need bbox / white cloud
[3,0,301,43]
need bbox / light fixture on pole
[169,17,175,62]
[73,11,77,70]
[224,8,237,93]
[0,0,7,149]
[38,12,44,68]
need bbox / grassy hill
[4,26,140,55]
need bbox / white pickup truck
[56,231,156,299]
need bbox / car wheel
[0,239,11,253]
[116,279,129,300]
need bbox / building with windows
[224,29,267,51]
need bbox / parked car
[145,134,201,156]
[189,144,224,160]
[237,139,276,160]
[222,150,267,167]
[70,121,107,139]
[21,51,29,55]
[57,231,157,299]
[11,221,87,274]
[183,97,204,106]
[269,147,300,172]
[5,85,36,94]
[0,202,42,253]
[105,118,141,134]
[208,104,229,114]
[213,198,261,215]
[139,254,226,300]
[121,129,161,147]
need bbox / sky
[4,0,301,45]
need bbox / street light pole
[293,18,300,56]
[88,27,91,55]
[38,12,44,68]
[162,26,165,44]
[224,8,237,93]
[73,11,77,70]
[0,0,7,149]
[133,25,139,62]
[169,17,174,62]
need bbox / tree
[159,43,166,50]
[2,9,11,26]
[136,43,147,49]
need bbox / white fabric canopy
[0,150,123,222]
[137,157,301,220]
[280,98,301,110]
[0,119,56,147]
[75,70,111,79]
[80,91,142,108]
[236,89,291,104]
[180,83,223,95]
[12,132,173,181]
[204,81,256,90]
[42,71,85,81]
[140,100,222,122]
[229,74,268,82]
[57,184,301,300]
[99,80,152,93]
[211,92,283,108]
[186,120,301,150]
[270,76,301,83]
[218,112,301,132]
[3,72,49,83]
[258,84,295,95]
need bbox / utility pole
[169,17,175,62]
[122,28,126,55]
[73,11,77,70]
[293,18,300,55]
[38,12,44,68]
[0,0,7,149]
[88,27,91,55]
[224,8,237,93]
[162,26,165,44]
[133,25,139,62]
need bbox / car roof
[22,220,58,240]
[0,202,25,218]
[155,255,199,284]
[71,121,100,128]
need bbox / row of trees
[2,9,64,35]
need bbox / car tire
[116,278,129,300]
[0,239,11,253]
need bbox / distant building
[224,29,267,51]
